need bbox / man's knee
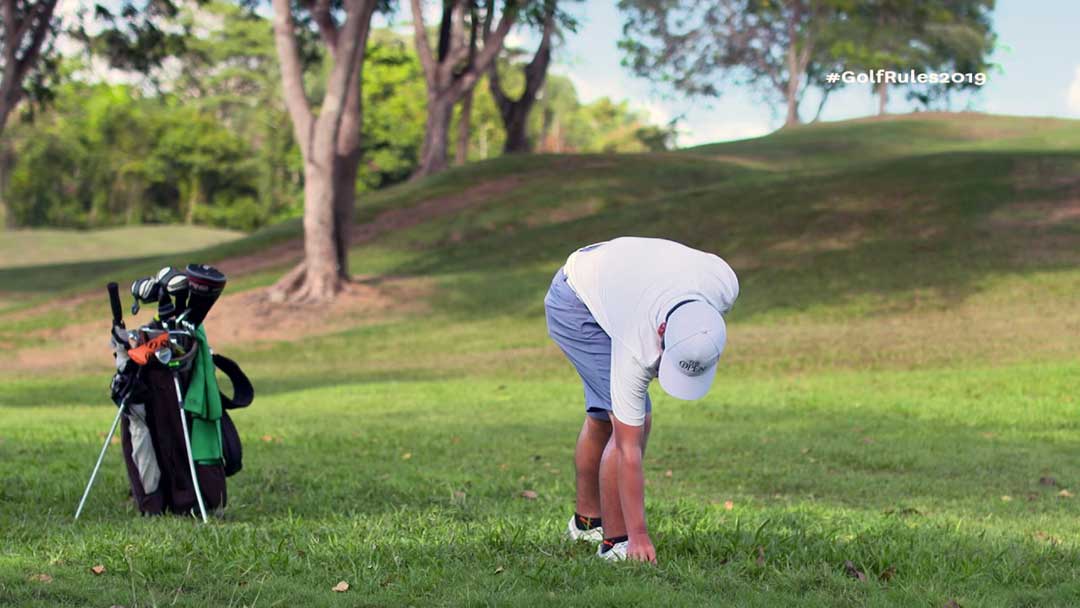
[582,415,613,444]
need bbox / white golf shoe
[597,539,628,561]
[566,515,604,543]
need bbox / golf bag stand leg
[75,397,128,520]
[173,374,209,523]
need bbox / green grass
[0,226,243,270]
[2,113,1079,606]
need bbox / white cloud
[677,120,771,147]
[1068,65,1080,115]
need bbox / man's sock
[574,512,602,531]
[600,535,629,553]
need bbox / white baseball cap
[658,301,727,400]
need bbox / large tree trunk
[299,157,341,300]
[878,83,888,115]
[503,108,529,153]
[416,95,455,178]
[270,0,375,302]
[455,88,473,165]
[332,63,365,279]
[332,149,360,279]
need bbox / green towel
[184,325,223,464]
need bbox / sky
[543,0,1080,146]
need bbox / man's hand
[628,533,657,563]
[609,414,653,563]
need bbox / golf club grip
[107,282,123,326]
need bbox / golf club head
[183,264,226,328]
[160,268,190,315]
[130,277,160,315]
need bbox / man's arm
[611,414,656,562]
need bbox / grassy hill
[0,226,242,271]
[1,113,1079,606]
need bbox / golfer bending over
[545,237,739,563]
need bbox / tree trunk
[812,87,832,122]
[416,95,454,178]
[332,156,358,277]
[503,104,530,153]
[185,178,200,224]
[455,88,473,165]
[492,75,537,154]
[410,0,515,178]
[0,0,60,231]
[784,99,799,126]
[488,3,554,154]
[269,0,376,302]
[783,53,801,127]
[780,5,814,128]
[0,144,13,229]
[332,62,364,280]
[878,83,888,115]
[298,156,342,300]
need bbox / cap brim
[658,354,717,401]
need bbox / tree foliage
[3,3,670,231]
[619,0,842,126]
[828,0,996,112]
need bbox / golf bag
[115,354,253,516]
[79,264,253,521]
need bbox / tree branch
[454,0,515,94]
[440,1,470,85]
[521,5,555,100]
[311,0,339,54]
[465,1,479,71]
[12,0,57,87]
[410,0,437,87]
[0,0,58,132]
[321,0,376,138]
[271,0,314,156]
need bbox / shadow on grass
[0,219,302,301]
[0,367,456,408]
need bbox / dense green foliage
[1,114,1079,605]
[1,3,671,232]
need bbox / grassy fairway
[0,226,242,270]
[1,114,1079,606]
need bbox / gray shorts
[544,268,652,421]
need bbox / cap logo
[679,359,708,376]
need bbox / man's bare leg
[598,414,651,538]
[574,415,612,517]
